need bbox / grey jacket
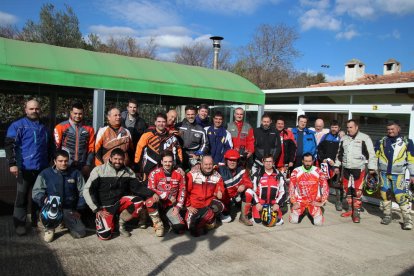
[335,131,377,170]
[177,119,209,155]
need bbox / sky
[1,0,414,81]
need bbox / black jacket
[253,126,281,161]
[121,111,147,146]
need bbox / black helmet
[40,196,63,229]
[364,173,379,195]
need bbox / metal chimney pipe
[210,36,223,70]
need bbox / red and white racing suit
[289,166,328,226]
[185,170,225,235]
[147,167,186,233]
[252,169,285,221]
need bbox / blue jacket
[205,126,232,164]
[5,117,50,170]
[291,127,317,158]
[32,166,85,210]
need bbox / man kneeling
[186,156,224,237]
[83,148,157,240]
[289,153,328,226]
[33,150,86,242]
[147,151,186,236]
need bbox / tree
[174,41,232,70]
[19,3,83,48]
[98,36,157,59]
[233,23,301,89]
[0,24,19,39]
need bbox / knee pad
[95,213,112,240]
[200,208,215,226]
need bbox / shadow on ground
[147,227,230,276]
[0,218,66,276]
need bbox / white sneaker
[44,229,55,243]
[276,218,284,226]
[220,214,232,223]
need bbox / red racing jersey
[289,166,328,206]
[148,167,186,208]
[186,170,224,209]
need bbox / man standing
[177,105,209,170]
[195,104,211,128]
[375,122,414,230]
[205,111,233,165]
[292,115,317,168]
[218,149,255,226]
[289,153,329,226]
[135,113,182,176]
[275,117,296,172]
[166,109,178,133]
[186,156,224,236]
[334,120,377,223]
[5,99,51,235]
[310,118,329,145]
[227,107,255,165]
[32,150,86,242]
[252,114,281,174]
[317,120,342,211]
[95,107,133,166]
[83,148,157,240]
[121,99,147,148]
[54,102,95,177]
[147,151,186,236]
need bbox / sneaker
[335,201,343,211]
[15,226,26,236]
[381,216,391,225]
[44,229,55,243]
[276,218,284,226]
[403,222,413,230]
[220,214,232,223]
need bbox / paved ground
[1,198,413,276]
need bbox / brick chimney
[345,59,365,83]
[383,58,401,75]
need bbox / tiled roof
[308,71,414,88]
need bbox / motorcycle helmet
[224,149,240,160]
[40,195,63,229]
[261,204,277,227]
[364,173,379,195]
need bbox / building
[264,58,414,141]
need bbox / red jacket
[227,121,255,154]
[148,167,186,208]
[255,169,285,205]
[276,129,296,168]
[186,170,224,209]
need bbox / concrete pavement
[1,199,413,276]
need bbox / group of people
[5,98,414,243]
